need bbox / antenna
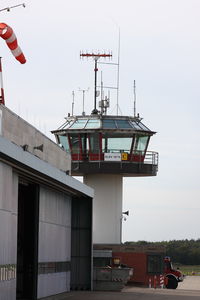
[99,71,110,115]
[80,51,112,114]
[116,29,120,116]
[96,30,121,115]
[0,3,26,13]
[71,91,75,116]
[78,87,89,116]
[133,80,136,117]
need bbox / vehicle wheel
[166,277,178,289]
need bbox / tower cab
[52,114,158,177]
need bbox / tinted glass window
[131,121,143,130]
[147,255,163,273]
[89,133,99,153]
[58,135,70,152]
[102,137,132,153]
[116,120,132,129]
[135,136,149,153]
[85,119,100,128]
[70,119,87,129]
[102,120,116,129]
[69,134,80,154]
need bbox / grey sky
[1,0,200,241]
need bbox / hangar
[0,104,93,300]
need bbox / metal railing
[0,264,16,281]
[73,150,158,165]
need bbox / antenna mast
[78,87,89,116]
[71,91,75,116]
[133,80,136,117]
[80,52,112,114]
[116,29,120,116]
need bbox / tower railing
[72,150,159,167]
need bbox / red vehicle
[164,256,184,289]
[94,245,184,289]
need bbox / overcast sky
[1,0,200,242]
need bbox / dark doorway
[17,180,39,300]
[71,197,92,290]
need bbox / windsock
[0,23,26,64]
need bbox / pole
[93,58,98,114]
[116,29,120,116]
[82,90,85,115]
[134,80,136,117]
[78,88,89,115]
[120,215,122,243]
[72,91,75,116]
[80,52,112,115]
[0,57,5,105]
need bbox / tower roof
[53,114,155,135]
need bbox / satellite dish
[96,91,100,97]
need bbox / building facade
[0,105,93,300]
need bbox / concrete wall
[0,104,70,173]
[37,186,71,299]
[0,162,18,300]
[84,174,122,244]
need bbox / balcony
[71,150,158,177]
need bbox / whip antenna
[134,80,136,117]
[71,91,75,116]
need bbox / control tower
[52,52,158,244]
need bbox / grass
[174,264,200,276]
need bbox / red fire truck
[164,256,184,289]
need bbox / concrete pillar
[84,174,122,244]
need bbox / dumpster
[93,267,133,291]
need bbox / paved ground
[178,276,200,290]
[46,277,200,300]
[61,289,200,300]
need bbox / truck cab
[164,256,184,289]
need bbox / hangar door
[17,180,39,300]
[71,197,92,290]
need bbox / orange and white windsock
[0,23,26,64]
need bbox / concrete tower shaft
[84,174,122,244]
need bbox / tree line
[124,239,200,265]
